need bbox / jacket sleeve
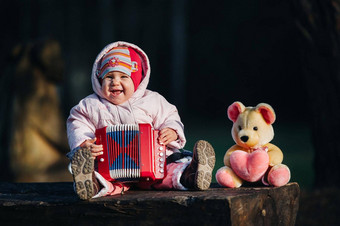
[151,93,186,149]
[66,100,97,159]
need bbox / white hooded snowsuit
[67,41,191,196]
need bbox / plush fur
[215,101,290,188]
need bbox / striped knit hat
[96,47,142,90]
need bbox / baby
[67,41,215,200]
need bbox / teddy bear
[215,101,290,188]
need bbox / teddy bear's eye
[238,126,242,131]
[253,126,258,131]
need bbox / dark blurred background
[0,0,339,224]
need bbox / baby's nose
[112,79,120,85]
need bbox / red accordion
[95,123,166,184]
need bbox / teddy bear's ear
[227,101,245,122]
[256,103,276,124]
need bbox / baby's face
[101,71,135,105]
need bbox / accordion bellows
[95,124,166,183]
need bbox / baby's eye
[253,126,258,131]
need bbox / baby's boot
[71,147,100,200]
[267,164,291,187]
[180,140,215,190]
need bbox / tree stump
[0,182,299,226]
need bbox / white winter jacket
[66,41,186,159]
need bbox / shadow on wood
[0,182,299,226]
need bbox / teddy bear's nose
[241,136,249,142]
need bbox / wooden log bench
[0,182,299,226]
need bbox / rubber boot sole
[194,140,216,190]
[71,148,95,200]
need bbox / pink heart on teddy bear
[230,150,269,182]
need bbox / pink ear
[227,102,245,122]
[256,103,276,124]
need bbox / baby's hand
[80,138,103,158]
[158,128,178,146]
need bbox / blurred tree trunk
[291,0,340,188]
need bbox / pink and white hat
[96,47,143,90]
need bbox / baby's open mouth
[110,90,123,96]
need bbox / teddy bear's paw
[267,164,291,187]
[215,166,242,188]
[230,150,269,182]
